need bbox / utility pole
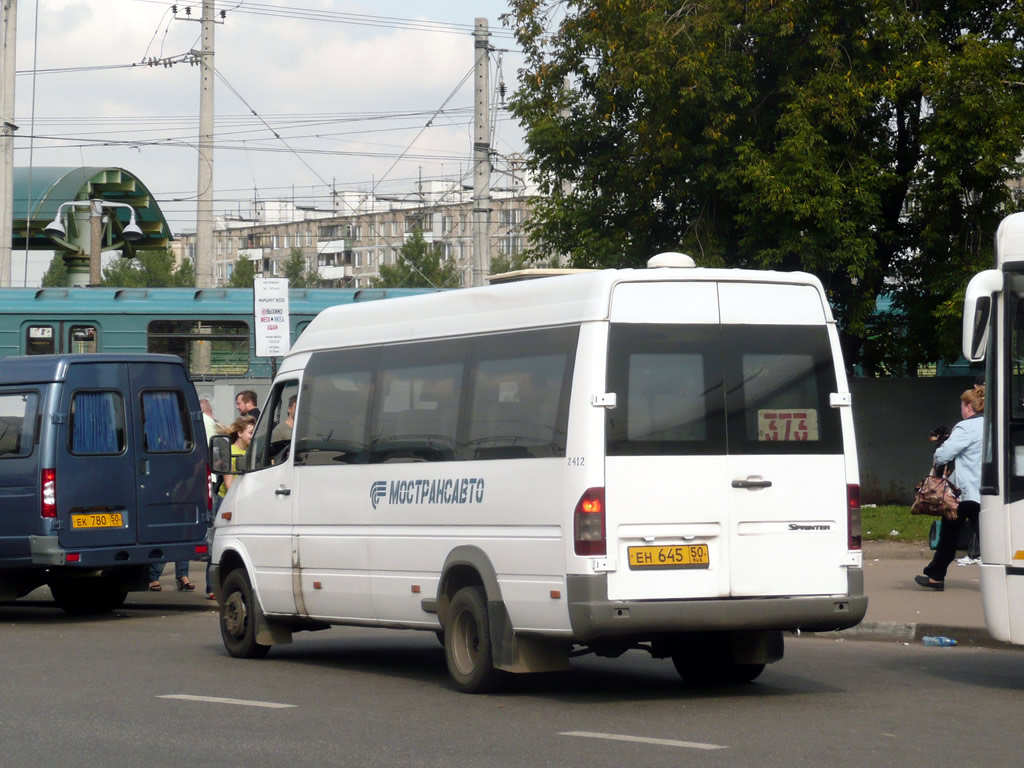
[471,17,491,287]
[0,0,17,287]
[194,0,215,288]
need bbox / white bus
[209,254,866,692]
[962,211,1024,644]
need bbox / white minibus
[962,212,1024,644]
[209,254,866,692]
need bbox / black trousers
[924,500,980,581]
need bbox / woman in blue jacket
[916,387,984,591]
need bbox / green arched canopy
[11,166,172,257]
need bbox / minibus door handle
[732,478,772,489]
[139,459,150,475]
[275,486,292,496]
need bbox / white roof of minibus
[996,211,1024,266]
[288,266,827,357]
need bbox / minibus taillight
[41,469,56,518]
[206,464,213,513]
[847,484,862,550]
[574,487,606,557]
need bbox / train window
[70,325,98,354]
[147,320,249,377]
[26,325,55,355]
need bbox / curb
[812,621,1019,650]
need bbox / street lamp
[43,199,144,286]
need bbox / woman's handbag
[911,468,960,520]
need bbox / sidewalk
[826,540,1007,649]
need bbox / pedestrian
[915,386,984,591]
[199,397,225,441]
[235,390,260,421]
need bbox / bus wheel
[50,579,127,615]
[220,569,271,659]
[444,586,499,693]
[671,651,765,685]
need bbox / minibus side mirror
[210,434,237,474]
[962,269,1003,362]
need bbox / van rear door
[55,362,139,550]
[603,280,851,602]
[129,361,206,546]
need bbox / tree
[100,250,194,287]
[228,256,256,288]
[41,254,69,287]
[505,0,1024,373]
[374,228,461,288]
[282,248,322,288]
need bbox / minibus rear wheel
[444,586,499,693]
[220,569,271,659]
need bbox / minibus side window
[465,326,577,460]
[251,380,299,468]
[70,391,126,455]
[0,392,39,458]
[376,353,462,462]
[295,348,376,466]
[141,391,193,453]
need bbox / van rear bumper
[566,569,867,640]
[30,535,208,568]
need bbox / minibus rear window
[70,391,126,455]
[607,324,842,456]
[141,390,193,453]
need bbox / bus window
[70,325,98,354]
[26,325,55,355]
[147,319,249,377]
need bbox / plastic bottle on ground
[921,635,957,647]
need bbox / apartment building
[175,182,535,287]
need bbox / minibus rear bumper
[566,570,867,640]
[30,535,208,568]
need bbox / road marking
[158,694,295,709]
[560,731,726,750]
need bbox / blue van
[0,354,210,613]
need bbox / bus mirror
[210,434,235,474]
[962,270,1003,362]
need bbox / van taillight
[847,484,862,550]
[41,469,56,518]
[574,487,606,557]
[206,464,213,513]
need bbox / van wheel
[220,570,271,659]
[50,580,127,615]
[671,651,765,685]
[444,586,498,693]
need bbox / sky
[11,0,529,262]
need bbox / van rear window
[141,391,193,453]
[606,324,841,456]
[0,392,39,458]
[70,392,126,455]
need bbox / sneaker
[957,556,981,566]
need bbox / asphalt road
[1,599,1021,768]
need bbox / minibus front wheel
[220,569,271,659]
[444,586,499,693]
